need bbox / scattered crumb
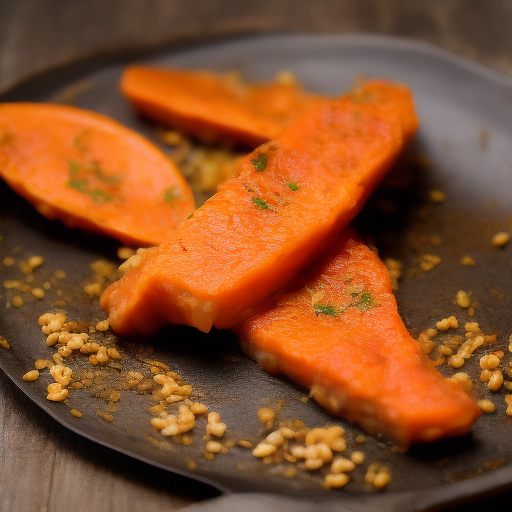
[12,296,23,307]
[460,255,476,266]
[0,335,9,349]
[492,231,510,247]
[96,410,114,422]
[420,254,441,272]
[429,189,446,203]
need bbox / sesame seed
[456,290,470,308]
[460,255,476,266]
[492,231,510,247]
[12,296,23,308]
[31,288,45,299]
[477,400,495,413]
[22,370,39,381]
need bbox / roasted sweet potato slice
[101,80,419,334]
[120,66,321,146]
[236,229,481,448]
[0,103,194,245]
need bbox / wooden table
[2,1,512,510]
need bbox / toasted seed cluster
[148,370,232,458]
[1,255,65,307]
[419,318,512,418]
[420,254,441,272]
[248,418,381,490]
[365,463,391,488]
[32,310,164,419]
[162,132,240,196]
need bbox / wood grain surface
[1,1,512,511]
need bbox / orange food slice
[101,80,419,334]
[236,229,482,448]
[0,103,194,246]
[120,66,321,146]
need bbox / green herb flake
[314,304,338,317]
[250,153,268,172]
[358,291,377,311]
[89,189,112,204]
[353,111,361,121]
[269,145,278,152]
[287,181,300,192]
[67,159,82,178]
[164,186,182,205]
[68,159,123,186]
[66,178,89,194]
[66,179,112,203]
[91,160,124,185]
[252,197,269,210]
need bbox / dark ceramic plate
[1,34,512,511]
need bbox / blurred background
[1,0,512,93]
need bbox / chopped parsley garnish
[251,153,267,172]
[314,304,338,317]
[68,159,81,178]
[66,159,116,203]
[164,186,182,205]
[67,158,123,185]
[66,179,112,203]
[252,197,269,210]
[358,290,377,311]
[91,160,124,185]
[312,289,378,317]
[287,181,300,191]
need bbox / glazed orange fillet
[236,229,481,448]
[101,80,419,334]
